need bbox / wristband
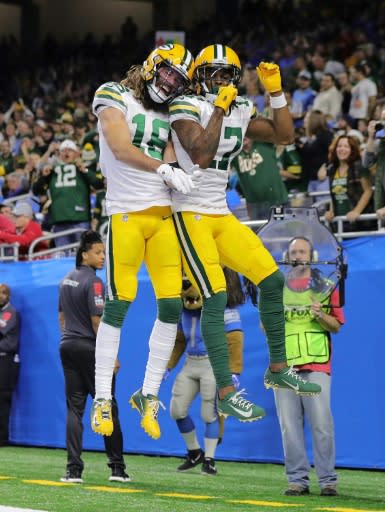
[270,93,287,109]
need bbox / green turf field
[0,446,384,512]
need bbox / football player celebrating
[91,44,198,440]
[168,44,321,422]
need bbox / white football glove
[156,163,196,194]
[186,164,203,187]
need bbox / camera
[375,121,385,131]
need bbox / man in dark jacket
[0,283,20,446]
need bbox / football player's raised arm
[247,62,294,145]
[246,108,294,145]
[99,107,160,172]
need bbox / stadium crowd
[0,0,385,259]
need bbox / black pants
[60,338,125,473]
[0,354,20,445]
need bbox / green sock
[258,270,287,364]
[201,292,233,389]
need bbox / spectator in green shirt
[231,136,288,220]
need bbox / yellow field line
[228,499,302,507]
[22,480,144,494]
[22,480,73,487]
[156,493,215,500]
[85,485,144,494]
[12,478,385,511]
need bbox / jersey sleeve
[169,95,201,124]
[87,277,105,316]
[224,307,242,333]
[92,82,128,117]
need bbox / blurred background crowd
[1,0,385,259]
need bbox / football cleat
[264,366,321,395]
[91,398,113,436]
[217,389,265,422]
[129,388,165,440]
[177,449,204,472]
[201,457,217,476]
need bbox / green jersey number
[210,127,243,171]
[132,114,169,160]
[54,164,77,188]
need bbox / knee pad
[102,298,131,328]
[157,297,182,324]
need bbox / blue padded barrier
[3,235,385,468]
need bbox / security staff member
[59,230,129,483]
[0,283,20,446]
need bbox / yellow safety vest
[283,284,331,365]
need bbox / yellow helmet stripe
[214,44,226,61]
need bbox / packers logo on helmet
[142,43,195,104]
[194,44,241,95]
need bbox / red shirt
[0,214,16,234]
[0,220,49,260]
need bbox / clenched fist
[256,62,282,94]
[214,85,238,113]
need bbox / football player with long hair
[168,44,321,422]
[91,44,200,441]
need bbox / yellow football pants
[173,212,278,298]
[106,207,182,301]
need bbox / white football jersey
[92,82,171,215]
[169,94,255,214]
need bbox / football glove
[186,164,203,187]
[214,85,237,113]
[156,164,196,194]
[256,62,282,93]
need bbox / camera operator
[362,111,385,222]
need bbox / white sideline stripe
[0,507,49,512]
